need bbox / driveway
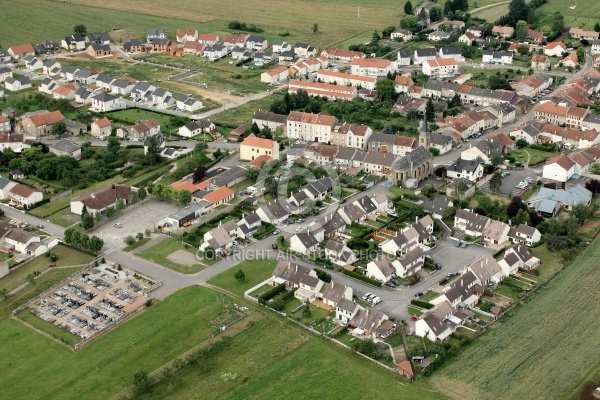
[94,199,181,253]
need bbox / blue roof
[528,184,592,210]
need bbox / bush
[342,270,382,287]
[280,288,297,302]
[314,268,332,283]
[49,253,57,262]
[411,299,434,309]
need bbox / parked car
[273,229,281,235]
[525,177,534,183]
[501,171,509,178]
[446,272,454,278]
[35,224,44,229]
[271,243,278,250]
[371,296,382,305]
[114,223,123,228]
[456,240,462,247]
[362,293,372,300]
[297,218,304,223]
[312,210,320,216]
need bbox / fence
[51,190,73,202]
[243,278,272,302]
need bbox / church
[391,117,433,188]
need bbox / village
[1,0,600,387]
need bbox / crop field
[536,0,600,31]
[1,0,404,49]
[431,234,600,400]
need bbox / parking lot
[495,169,540,196]
[29,263,154,342]
[95,199,181,252]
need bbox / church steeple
[419,113,429,149]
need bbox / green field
[536,0,600,31]
[207,259,277,297]
[1,287,241,400]
[141,54,269,95]
[106,108,183,132]
[1,0,401,49]
[123,237,151,252]
[0,244,93,294]
[509,148,557,166]
[470,2,510,22]
[138,236,205,273]
[432,234,600,400]
[210,93,284,128]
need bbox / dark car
[340,198,346,204]
[312,210,320,216]
[271,243,278,250]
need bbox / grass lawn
[509,148,556,166]
[385,332,403,347]
[142,54,269,95]
[420,290,440,302]
[0,244,93,294]
[138,236,205,273]
[495,285,520,300]
[210,93,285,127]
[471,2,510,21]
[282,298,304,314]
[218,338,443,400]
[432,234,600,400]
[17,307,81,346]
[2,286,249,400]
[461,66,525,88]
[0,267,80,321]
[387,185,414,198]
[207,259,277,297]
[123,237,151,252]
[531,245,564,279]
[408,305,424,317]
[106,108,183,133]
[536,0,600,31]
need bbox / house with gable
[454,209,490,237]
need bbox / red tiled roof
[93,117,111,128]
[29,110,65,126]
[241,135,276,149]
[8,43,35,55]
[204,186,234,203]
[247,154,272,169]
[77,184,132,210]
[547,154,575,170]
[10,183,38,198]
[171,181,199,192]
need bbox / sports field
[431,234,600,400]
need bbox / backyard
[207,259,277,297]
[509,148,556,166]
[105,108,188,133]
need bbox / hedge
[529,144,554,152]
[280,288,297,302]
[410,299,434,309]
[258,283,286,304]
[314,268,332,283]
[342,270,382,287]
[493,246,510,258]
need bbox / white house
[176,95,203,112]
[289,231,322,255]
[544,42,567,57]
[90,93,126,112]
[366,257,395,282]
[482,50,513,64]
[542,154,576,182]
[178,120,215,138]
[414,48,437,65]
[9,184,43,209]
[260,65,289,84]
[446,159,484,182]
[4,77,31,92]
[422,58,458,78]
[336,299,364,324]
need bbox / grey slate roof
[392,146,432,171]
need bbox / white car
[362,293,372,300]
[371,297,382,305]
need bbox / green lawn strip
[138,236,204,274]
[207,260,277,298]
[123,238,151,252]
[0,244,93,294]
[408,305,424,317]
[419,291,440,302]
[531,245,564,279]
[384,332,403,347]
[495,286,520,300]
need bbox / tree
[245,168,260,182]
[572,203,593,226]
[516,138,529,149]
[506,0,530,26]
[145,136,162,166]
[124,236,136,246]
[234,269,246,282]
[51,121,67,138]
[434,166,447,178]
[488,75,510,90]
[145,228,152,237]
[136,232,144,241]
[507,196,527,218]
[490,150,504,168]
[540,25,552,36]
[271,299,285,311]
[107,137,121,155]
[312,23,319,33]
[105,206,114,219]
[73,24,87,36]
[546,234,564,256]
[116,198,125,213]
[138,186,147,202]
[371,30,381,46]
[443,206,457,220]
[516,44,529,55]
[489,172,502,193]
[477,194,500,216]
[133,370,151,395]
[448,93,461,108]
[429,6,443,22]
[302,304,312,318]
[177,190,192,206]
[404,0,413,15]
[576,46,586,63]
[585,178,600,194]
[425,98,435,123]
[552,13,564,36]
[595,22,600,33]
[590,162,600,175]
[417,8,428,25]
[82,213,94,230]
[515,208,530,225]
[375,79,396,102]
[400,15,420,31]
[204,246,215,260]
